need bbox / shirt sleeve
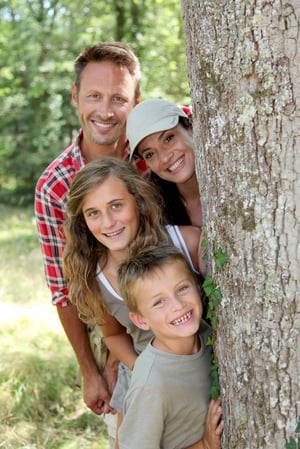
[35,175,70,307]
[119,387,164,449]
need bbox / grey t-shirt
[119,320,212,449]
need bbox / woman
[63,157,206,446]
[126,98,202,227]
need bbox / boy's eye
[177,284,189,294]
[153,298,164,307]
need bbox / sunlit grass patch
[0,207,109,449]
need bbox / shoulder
[35,139,84,203]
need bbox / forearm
[57,304,98,376]
[104,333,138,370]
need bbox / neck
[176,173,199,200]
[81,135,127,162]
[153,333,200,355]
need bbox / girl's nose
[102,211,115,227]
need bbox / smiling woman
[126,99,202,227]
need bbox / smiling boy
[117,243,223,449]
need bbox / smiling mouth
[103,228,124,238]
[168,157,184,172]
[93,120,116,130]
[171,311,192,326]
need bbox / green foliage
[285,419,300,449]
[0,0,189,205]
[0,206,109,448]
[203,247,229,399]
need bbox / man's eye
[114,96,126,103]
[89,94,100,99]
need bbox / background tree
[0,0,189,204]
[182,1,300,448]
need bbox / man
[35,42,143,425]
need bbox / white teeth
[94,121,114,129]
[169,158,184,172]
[172,311,192,326]
[105,229,122,237]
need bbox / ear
[135,92,141,105]
[71,82,79,107]
[129,311,151,331]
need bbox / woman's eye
[144,151,154,160]
[165,134,174,143]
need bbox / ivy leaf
[215,248,229,269]
[285,437,297,449]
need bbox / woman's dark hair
[147,116,192,226]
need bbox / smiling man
[34,42,143,444]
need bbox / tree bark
[181,1,300,448]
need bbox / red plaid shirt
[35,130,147,307]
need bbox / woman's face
[137,124,195,184]
[82,176,139,253]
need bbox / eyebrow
[83,197,124,214]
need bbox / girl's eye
[87,210,98,218]
[111,202,122,210]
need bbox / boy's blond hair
[118,242,199,314]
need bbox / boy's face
[129,261,202,347]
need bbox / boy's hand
[202,396,224,449]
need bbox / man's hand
[83,370,116,415]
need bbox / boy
[117,243,223,449]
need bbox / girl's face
[82,176,139,253]
[137,124,195,184]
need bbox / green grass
[0,206,109,449]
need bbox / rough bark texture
[182,1,300,448]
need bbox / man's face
[72,61,139,150]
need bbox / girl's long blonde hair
[63,157,168,324]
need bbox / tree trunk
[181,1,300,448]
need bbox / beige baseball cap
[126,99,188,160]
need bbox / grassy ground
[0,206,109,449]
